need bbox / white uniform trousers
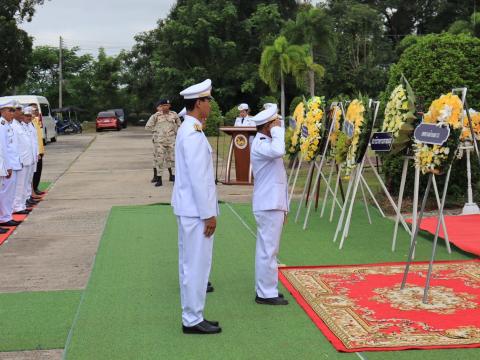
[13,166,30,212]
[177,216,213,327]
[254,210,284,298]
[26,163,35,199]
[0,171,18,222]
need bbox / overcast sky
[20,0,177,56]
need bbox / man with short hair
[0,100,23,227]
[172,79,221,334]
[250,103,289,306]
[145,99,181,186]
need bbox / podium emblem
[234,134,248,149]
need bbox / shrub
[204,99,223,136]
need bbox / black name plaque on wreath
[413,123,450,145]
[371,132,393,152]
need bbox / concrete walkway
[0,127,254,360]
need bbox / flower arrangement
[461,109,480,141]
[288,101,306,156]
[329,105,350,164]
[414,93,463,174]
[381,77,416,154]
[299,96,325,161]
[344,97,372,173]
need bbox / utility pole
[59,36,63,110]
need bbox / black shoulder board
[260,137,266,140]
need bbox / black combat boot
[151,168,158,183]
[168,168,175,182]
[155,176,163,187]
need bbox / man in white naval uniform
[234,103,255,127]
[172,79,221,334]
[11,106,34,215]
[0,100,23,227]
[23,107,39,205]
[0,114,8,235]
[250,104,289,306]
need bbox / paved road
[0,127,254,360]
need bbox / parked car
[107,108,127,128]
[0,95,58,144]
[96,111,121,132]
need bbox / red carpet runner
[0,193,46,246]
[279,260,480,352]
[411,214,480,256]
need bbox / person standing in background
[30,104,46,196]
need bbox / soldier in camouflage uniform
[145,99,181,186]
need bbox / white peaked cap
[237,103,249,111]
[0,100,16,109]
[178,107,187,117]
[180,79,212,99]
[251,104,279,126]
[23,106,33,115]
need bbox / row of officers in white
[0,101,43,234]
[172,79,288,334]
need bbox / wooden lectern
[219,126,256,185]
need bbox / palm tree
[259,35,307,121]
[284,6,333,97]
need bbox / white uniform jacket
[172,115,218,219]
[0,118,21,171]
[250,126,288,212]
[27,123,39,161]
[11,120,34,167]
[234,116,255,127]
[0,125,7,177]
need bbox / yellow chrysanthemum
[300,96,324,161]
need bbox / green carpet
[0,290,81,352]
[39,181,51,191]
[63,202,479,360]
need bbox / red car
[96,111,121,132]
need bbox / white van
[0,95,57,144]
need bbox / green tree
[123,0,298,115]
[259,35,308,121]
[283,5,333,96]
[0,0,49,93]
[449,12,480,37]
[387,33,480,109]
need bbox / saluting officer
[171,79,221,334]
[145,99,181,187]
[250,104,289,306]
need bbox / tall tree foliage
[123,0,298,113]
[0,0,48,94]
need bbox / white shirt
[250,126,288,212]
[11,119,34,166]
[172,115,219,219]
[0,118,21,171]
[234,116,255,127]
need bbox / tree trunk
[281,72,286,124]
[309,47,315,98]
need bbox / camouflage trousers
[153,141,175,173]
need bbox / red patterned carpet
[279,260,480,352]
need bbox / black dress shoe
[0,220,22,227]
[204,319,219,326]
[182,320,222,334]
[278,292,284,298]
[255,295,289,305]
[26,200,38,206]
[34,190,46,196]
[14,210,30,215]
[0,227,8,234]
[207,284,214,293]
[169,174,175,182]
[155,177,163,187]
